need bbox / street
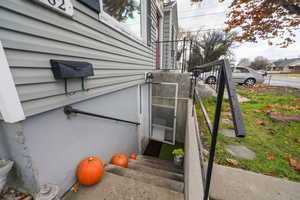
[264,75,300,89]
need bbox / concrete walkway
[209,164,300,200]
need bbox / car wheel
[244,78,256,86]
[205,76,216,84]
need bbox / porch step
[127,161,184,182]
[63,173,184,200]
[129,156,183,174]
[106,164,184,193]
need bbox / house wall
[171,4,178,69]
[0,0,154,117]
[0,0,155,197]
[138,84,151,153]
[0,85,151,196]
[162,4,178,70]
[150,0,163,69]
[162,10,171,69]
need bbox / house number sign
[34,0,74,16]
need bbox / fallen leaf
[263,109,272,113]
[71,183,79,193]
[256,119,265,126]
[284,141,289,145]
[15,194,27,199]
[266,152,275,160]
[281,105,299,111]
[254,110,262,113]
[226,158,239,166]
[267,128,276,135]
[265,104,276,109]
[295,138,300,143]
[23,196,33,200]
[288,158,300,172]
[104,162,109,167]
[293,98,300,103]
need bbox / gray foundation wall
[0,85,150,196]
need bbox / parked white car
[204,67,266,86]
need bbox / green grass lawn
[196,85,300,182]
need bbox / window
[234,68,249,73]
[102,0,142,38]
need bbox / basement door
[150,82,178,145]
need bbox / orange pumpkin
[77,157,104,186]
[111,153,128,168]
[129,154,137,160]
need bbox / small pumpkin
[111,153,128,168]
[77,157,104,186]
[129,154,137,160]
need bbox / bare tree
[238,58,251,67]
[187,31,236,70]
[250,56,270,70]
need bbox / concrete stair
[106,164,184,192]
[129,156,184,174]
[63,155,184,200]
[127,160,184,182]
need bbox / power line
[181,29,224,33]
[179,11,225,19]
[179,8,225,13]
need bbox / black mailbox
[50,60,94,79]
[50,60,94,94]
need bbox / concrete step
[137,155,175,166]
[129,157,183,174]
[127,161,184,182]
[63,173,184,200]
[106,164,184,193]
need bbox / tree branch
[277,0,300,15]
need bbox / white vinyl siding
[0,0,156,117]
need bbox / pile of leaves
[0,187,32,200]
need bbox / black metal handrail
[64,106,140,126]
[191,59,245,200]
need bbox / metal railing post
[203,62,226,200]
[190,59,245,200]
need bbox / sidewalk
[208,164,300,200]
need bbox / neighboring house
[0,0,175,196]
[269,58,300,72]
[161,0,179,70]
[151,0,164,69]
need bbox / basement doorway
[151,82,178,145]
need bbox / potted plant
[0,159,14,192]
[172,148,184,168]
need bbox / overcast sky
[177,0,300,62]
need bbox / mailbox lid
[50,60,94,79]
